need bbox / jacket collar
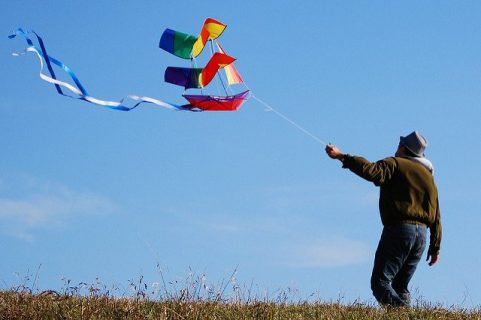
[403,156,434,175]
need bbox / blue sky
[1,0,481,307]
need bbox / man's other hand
[427,252,439,266]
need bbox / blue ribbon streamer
[9,28,194,112]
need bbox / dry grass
[1,291,481,320]
[1,270,480,319]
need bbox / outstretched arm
[325,144,396,186]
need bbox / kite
[8,18,250,112]
[159,17,249,111]
[9,20,326,144]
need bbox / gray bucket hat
[400,131,428,157]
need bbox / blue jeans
[371,223,427,306]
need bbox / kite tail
[8,28,194,112]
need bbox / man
[325,131,442,307]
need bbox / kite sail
[159,18,226,59]
[159,18,250,111]
[9,18,249,112]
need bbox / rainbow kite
[9,18,249,112]
[159,17,249,111]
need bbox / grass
[1,270,480,319]
[2,291,481,320]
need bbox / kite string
[248,93,328,146]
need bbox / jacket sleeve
[428,197,442,255]
[342,156,397,186]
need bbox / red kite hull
[183,90,249,111]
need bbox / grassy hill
[2,271,479,319]
[1,290,480,320]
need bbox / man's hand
[427,252,439,266]
[325,144,344,160]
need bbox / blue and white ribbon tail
[9,28,194,112]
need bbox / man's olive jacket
[342,155,442,255]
